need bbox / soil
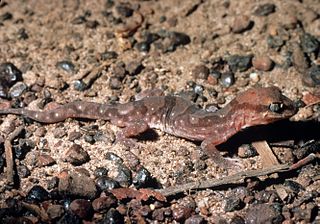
[0,0,319,223]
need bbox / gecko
[0,86,297,168]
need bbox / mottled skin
[0,86,297,168]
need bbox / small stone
[172,206,193,222]
[252,56,274,71]
[292,43,310,73]
[53,127,67,138]
[126,60,144,76]
[185,215,206,224]
[133,166,154,188]
[192,65,210,80]
[300,33,319,54]
[56,61,75,73]
[0,62,23,98]
[58,171,97,199]
[8,82,27,98]
[37,154,56,167]
[245,203,283,224]
[0,12,13,21]
[34,127,47,137]
[232,15,253,33]
[227,55,252,72]
[73,80,87,91]
[69,199,93,220]
[26,185,50,203]
[249,72,260,83]
[224,196,244,212]
[57,211,82,224]
[267,35,285,49]
[68,131,82,141]
[116,4,133,17]
[100,51,118,60]
[96,176,120,191]
[109,77,122,89]
[47,204,64,220]
[105,152,124,163]
[220,72,235,87]
[92,195,118,212]
[253,3,276,16]
[167,31,191,51]
[135,42,150,52]
[238,144,257,158]
[85,20,99,29]
[111,165,132,187]
[94,167,108,178]
[101,208,124,223]
[17,164,31,178]
[63,144,90,166]
[17,28,28,40]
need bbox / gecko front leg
[201,138,242,169]
[115,120,150,146]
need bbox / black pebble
[96,176,120,191]
[100,51,118,60]
[227,55,252,72]
[0,12,13,21]
[94,167,108,178]
[99,208,123,224]
[0,62,23,98]
[9,82,27,98]
[300,33,319,54]
[73,80,87,91]
[220,72,235,87]
[57,211,82,224]
[224,196,244,212]
[308,65,320,85]
[254,3,276,16]
[267,35,285,49]
[114,165,132,187]
[135,41,150,52]
[133,166,154,188]
[17,28,28,40]
[26,185,50,203]
[56,61,75,73]
[105,152,124,163]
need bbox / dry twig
[157,154,317,197]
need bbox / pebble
[133,166,153,188]
[96,176,120,191]
[292,43,310,73]
[92,195,118,212]
[94,167,109,178]
[0,12,13,21]
[63,144,90,166]
[100,51,118,60]
[220,72,235,87]
[68,131,82,141]
[227,55,252,72]
[47,204,65,220]
[172,206,193,222]
[125,60,144,76]
[267,35,285,49]
[185,215,206,224]
[57,212,82,224]
[232,15,253,33]
[253,3,276,16]
[135,41,150,52]
[73,80,87,91]
[111,164,132,187]
[192,65,210,80]
[252,56,274,71]
[58,171,97,199]
[16,164,31,178]
[224,196,244,212]
[56,60,75,73]
[166,31,191,52]
[115,4,133,17]
[53,127,67,138]
[105,152,124,163]
[69,199,93,220]
[238,144,257,158]
[300,33,319,54]
[249,72,260,83]
[17,28,28,40]
[37,154,55,167]
[109,77,122,89]
[85,20,99,29]
[245,203,283,224]
[26,185,50,203]
[307,65,320,86]
[0,62,23,98]
[101,208,124,223]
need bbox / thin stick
[4,126,24,185]
[157,155,316,197]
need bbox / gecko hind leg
[116,120,150,147]
[201,139,243,169]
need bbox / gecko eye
[269,102,284,113]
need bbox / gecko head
[233,86,297,128]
